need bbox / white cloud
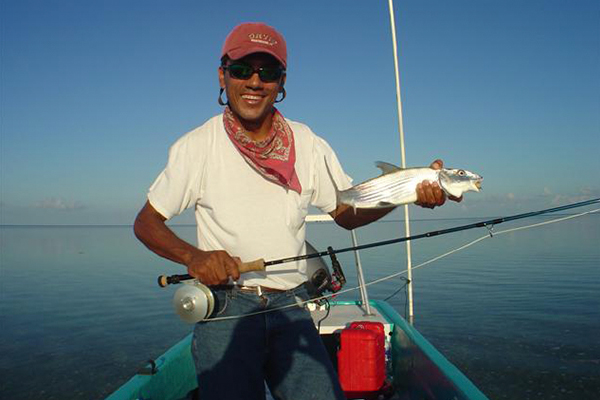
[580,187,594,196]
[549,187,600,206]
[32,197,85,211]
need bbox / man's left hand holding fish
[415,159,463,209]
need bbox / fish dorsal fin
[375,161,403,175]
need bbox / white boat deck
[309,302,393,337]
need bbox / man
[134,22,452,400]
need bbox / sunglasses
[223,63,285,83]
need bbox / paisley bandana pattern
[223,106,302,194]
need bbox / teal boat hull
[107,300,487,400]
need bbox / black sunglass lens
[259,68,282,82]
[228,64,253,79]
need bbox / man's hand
[186,249,242,286]
[415,159,463,209]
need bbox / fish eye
[458,170,465,176]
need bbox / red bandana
[223,106,302,194]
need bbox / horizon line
[1,212,594,228]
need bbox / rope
[203,208,600,322]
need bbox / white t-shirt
[148,114,352,289]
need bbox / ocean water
[1,213,598,400]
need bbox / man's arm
[329,204,395,230]
[329,159,461,230]
[133,201,240,285]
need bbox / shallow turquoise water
[1,213,598,399]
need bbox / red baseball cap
[221,22,287,69]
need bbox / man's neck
[236,112,274,142]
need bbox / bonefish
[334,161,483,211]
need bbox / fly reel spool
[172,280,215,323]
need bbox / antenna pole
[351,230,373,315]
[388,0,414,323]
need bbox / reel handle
[157,258,266,287]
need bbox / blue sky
[2,0,599,225]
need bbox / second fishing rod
[159,197,600,286]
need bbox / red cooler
[337,321,386,399]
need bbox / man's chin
[233,108,273,126]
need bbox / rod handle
[157,258,266,287]
[239,258,266,274]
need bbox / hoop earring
[274,87,286,103]
[218,88,227,106]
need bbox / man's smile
[241,94,264,105]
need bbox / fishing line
[277,197,600,265]
[358,207,600,290]
[383,276,409,319]
[316,298,331,334]
[383,277,409,302]
[201,206,600,322]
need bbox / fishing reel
[304,244,346,304]
[158,259,266,324]
[171,279,216,323]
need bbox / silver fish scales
[337,162,483,210]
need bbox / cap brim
[226,47,286,69]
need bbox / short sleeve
[147,133,203,220]
[311,137,353,213]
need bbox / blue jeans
[191,285,345,400]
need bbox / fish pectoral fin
[375,161,403,175]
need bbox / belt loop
[257,286,263,297]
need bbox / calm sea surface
[1,214,599,399]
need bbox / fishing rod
[159,197,600,286]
